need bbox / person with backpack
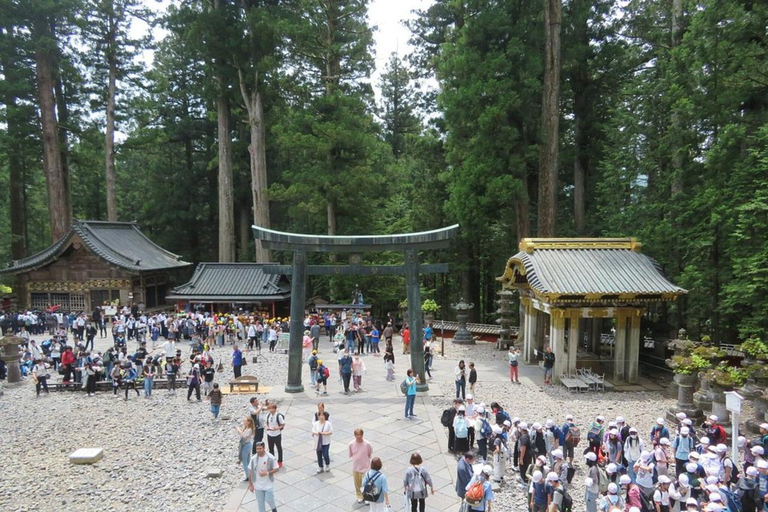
[362,457,390,511]
[315,359,329,396]
[455,360,467,400]
[716,443,738,486]
[549,471,571,512]
[403,452,435,512]
[625,427,647,484]
[457,452,475,500]
[454,406,470,454]
[737,466,761,512]
[465,465,495,512]
[518,422,534,483]
[492,424,507,483]
[311,410,333,474]
[562,415,579,465]
[349,428,374,503]
[669,474,693,512]
[634,450,657,498]
[123,363,140,400]
[265,403,285,467]
[620,474,643,512]
[552,449,572,491]
[543,346,555,386]
[654,475,672,512]
[308,350,319,387]
[651,418,671,448]
[339,349,353,395]
[186,363,201,401]
[703,416,727,446]
[655,438,672,478]
[588,416,606,457]
[475,406,492,462]
[600,483,625,512]
[247,441,279,512]
[674,427,697,475]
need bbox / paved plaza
[223,346,524,512]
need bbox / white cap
[537,455,548,464]
[657,417,665,425]
[608,483,618,494]
[194,364,199,369]
[519,422,529,430]
[620,475,632,485]
[492,424,503,434]
[682,418,693,426]
[597,415,605,421]
[532,422,542,430]
[466,394,473,400]
[686,498,699,506]
[686,462,698,472]
[758,460,768,469]
[609,428,619,436]
[681,427,690,435]
[678,474,690,486]
[608,421,617,428]
[476,406,485,414]
[503,420,512,427]
[709,415,718,422]
[660,437,671,446]
[716,443,728,453]
[552,449,564,459]
[481,465,493,476]
[706,504,724,512]
[700,436,710,444]
[629,427,638,433]
[630,508,642,512]
[747,466,759,476]
[689,452,700,459]
[676,412,687,420]
[760,422,768,431]
[739,436,747,447]
[546,471,559,482]
[566,414,574,420]
[546,419,555,428]
[584,477,594,487]
[706,477,719,486]
[640,450,651,460]
[616,416,625,423]
[458,406,466,412]
[585,452,597,462]
[751,446,765,455]
[606,463,617,474]
[532,470,543,483]
[658,475,672,484]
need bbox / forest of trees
[0,0,766,343]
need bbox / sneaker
[278,462,283,468]
[364,501,369,505]
[325,466,330,472]
[357,500,364,504]
[316,467,324,474]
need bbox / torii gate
[253,224,459,393]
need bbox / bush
[667,355,713,375]
[741,337,768,359]
[704,364,747,388]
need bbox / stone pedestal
[0,335,23,384]
[668,373,703,422]
[693,375,713,414]
[451,298,475,345]
[710,385,731,426]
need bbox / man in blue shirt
[456,452,475,499]
[232,345,243,378]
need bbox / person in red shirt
[60,346,76,383]
[401,325,411,355]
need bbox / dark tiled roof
[0,220,191,274]
[509,246,686,296]
[166,263,291,302]
[432,321,519,336]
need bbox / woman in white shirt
[312,413,333,473]
[455,360,467,400]
[32,359,49,397]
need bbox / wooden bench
[560,375,588,393]
[229,376,259,393]
[55,378,172,392]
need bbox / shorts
[544,367,553,379]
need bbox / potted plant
[741,337,768,363]
[421,299,440,322]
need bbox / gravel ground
[1,333,679,512]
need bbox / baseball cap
[686,498,698,506]
[565,414,574,420]
[620,475,631,485]
[716,443,728,453]
[552,449,564,459]
[709,415,718,422]
[585,452,597,461]
[546,471,559,482]
[758,460,768,469]
[658,475,671,484]
[686,462,698,472]
[546,419,555,428]
[660,438,671,446]
[616,416,625,423]
[656,417,665,425]
[481,465,493,476]
[700,436,710,444]
[678,474,689,486]
[747,466,759,476]
[751,446,765,455]
[532,471,543,483]
[676,412,687,420]
[606,463,617,474]
[584,477,594,487]
[608,483,618,494]
[681,427,690,435]
[760,422,768,431]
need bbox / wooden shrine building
[0,220,192,311]
[166,263,291,317]
[498,238,687,384]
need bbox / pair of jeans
[144,377,153,396]
[410,498,425,512]
[240,441,252,478]
[211,404,220,418]
[341,372,351,392]
[405,394,416,417]
[316,443,330,467]
[234,365,242,378]
[255,489,276,512]
[36,376,49,396]
[268,435,283,463]
[455,379,466,399]
[309,368,317,386]
[87,375,97,395]
[187,382,201,400]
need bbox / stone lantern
[451,298,475,345]
[0,335,24,384]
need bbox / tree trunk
[239,199,251,261]
[50,21,72,226]
[515,169,530,244]
[34,18,71,242]
[327,196,337,236]
[0,25,28,259]
[237,68,271,262]
[537,0,562,237]
[216,84,235,262]
[573,121,586,234]
[670,0,684,197]
[105,38,118,221]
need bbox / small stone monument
[0,335,23,385]
[69,448,104,464]
[451,298,475,345]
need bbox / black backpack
[555,488,572,512]
[441,408,453,427]
[362,471,381,502]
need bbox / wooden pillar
[405,249,427,391]
[626,310,642,384]
[614,311,628,383]
[285,250,307,393]
[550,311,566,383]
[523,300,537,364]
[590,318,602,355]
[567,310,579,375]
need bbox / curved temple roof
[166,263,290,302]
[1,220,191,274]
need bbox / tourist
[382,322,393,345]
[508,346,520,384]
[518,422,533,482]
[468,362,477,395]
[237,416,255,481]
[674,427,696,475]
[625,427,645,483]
[349,428,373,503]
[621,474,643,511]
[703,415,726,446]
[142,360,155,398]
[352,352,366,392]
[249,397,264,450]
[656,438,672,478]
[456,452,475,500]
[453,406,470,454]
[585,452,601,512]
[634,450,657,497]
[362,457,390,511]
[310,321,321,352]
[404,369,420,419]
[552,449,570,490]
[84,361,98,397]
[491,424,506,483]
[268,324,278,351]
[339,349,353,395]
[423,341,432,379]
[31,358,49,397]
[308,350,319,387]
[186,363,202,401]
[561,414,577,464]
[384,351,395,381]
[166,357,179,394]
[202,361,215,396]
[315,358,329,395]
[475,406,490,462]
[543,346,555,385]
[548,472,566,512]
[232,345,243,378]
[651,417,670,447]
[401,324,411,354]
[403,452,435,512]
[653,475,672,512]
[529,470,547,512]
[312,409,333,473]
[61,346,75,383]
[601,482,625,512]
[455,360,467,400]
[314,402,330,421]
[370,324,380,355]
[208,383,222,420]
[465,464,495,512]
[122,362,140,400]
[265,403,285,467]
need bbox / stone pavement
[222,345,524,512]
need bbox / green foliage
[741,338,768,360]
[421,299,440,314]
[705,363,747,389]
[691,345,725,360]
[667,354,712,375]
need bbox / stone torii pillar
[567,310,580,375]
[614,310,629,383]
[549,310,567,383]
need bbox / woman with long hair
[236,416,255,481]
